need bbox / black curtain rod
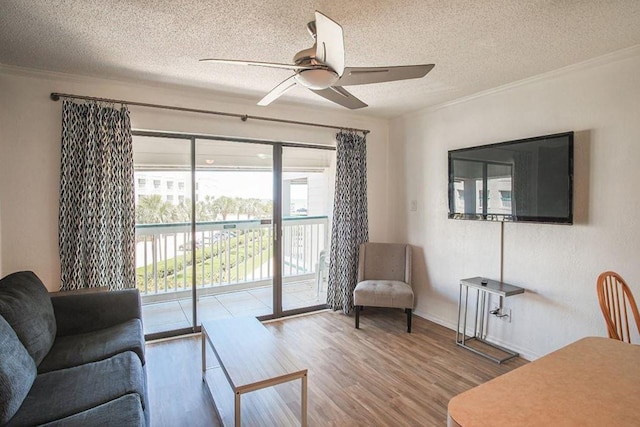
[50,92,370,135]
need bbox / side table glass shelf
[456,277,525,364]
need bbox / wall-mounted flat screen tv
[448,132,573,224]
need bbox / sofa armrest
[50,289,142,337]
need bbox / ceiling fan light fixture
[294,68,339,90]
[200,11,434,109]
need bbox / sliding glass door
[194,139,274,322]
[281,146,334,313]
[133,131,334,337]
[133,136,194,336]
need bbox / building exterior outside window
[500,190,512,208]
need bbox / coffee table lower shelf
[203,366,301,427]
[201,317,308,427]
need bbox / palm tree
[200,195,220,221]
[259,199,273,219]
[214,196,236,221]
[245,198,261,219]
[135,194,176,267]
[236,197,251,220]
[136,195,175,224]
[174,200,191,223]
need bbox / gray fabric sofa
[0,271,148,427]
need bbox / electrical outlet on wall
[491,303,512,323]
[501,307,512,323]
[410,200,418,212]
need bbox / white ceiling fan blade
[337,64,435,86]
[200,58,313,71]
[257,75,298,106]
[314,11,345,76]
[311,86,367,109]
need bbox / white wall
[389,46,640,359]
[0,66,389,290]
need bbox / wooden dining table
[447,336,640,426]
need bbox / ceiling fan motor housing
[294,68,339,90]
[293,46,318,65]
[292,45,339,89]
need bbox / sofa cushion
[38,318,145,373]
[38,394,145,427]
[0,271,57,365]
[6,351,145,427]
[0,315,37,425]
[51,289,142,337]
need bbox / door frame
[133,130,334,340]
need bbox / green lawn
[136,230,272,293]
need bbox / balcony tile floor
[142,279,327,335]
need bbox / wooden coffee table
[201,317,308,427]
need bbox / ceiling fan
[200,11,435,109]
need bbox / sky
[199,171,273,199]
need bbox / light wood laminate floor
[146,309,527,426]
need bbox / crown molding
[0,63,116,84]
[419,44,640,115]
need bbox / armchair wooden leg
[355,305,360,329]
[406,308,412,333]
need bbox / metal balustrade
[135,216,329,302]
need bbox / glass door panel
[133,136,194,336]
[194,139,274,323]
[281,146,335,311]
[134,131,333,336]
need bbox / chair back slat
[622,286,630,341]
[597,271,640,343]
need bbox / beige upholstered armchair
[353,242,414,332]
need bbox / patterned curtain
[58,100,136,291]
[327,130,369,313]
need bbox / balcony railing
[135,216,329,302]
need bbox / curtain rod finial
[50,93,60,101]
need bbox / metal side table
[456,277,525,363]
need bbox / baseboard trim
[412,309,539,361]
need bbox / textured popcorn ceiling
[1,0,640,117]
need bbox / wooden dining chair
[596,271,640,343]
